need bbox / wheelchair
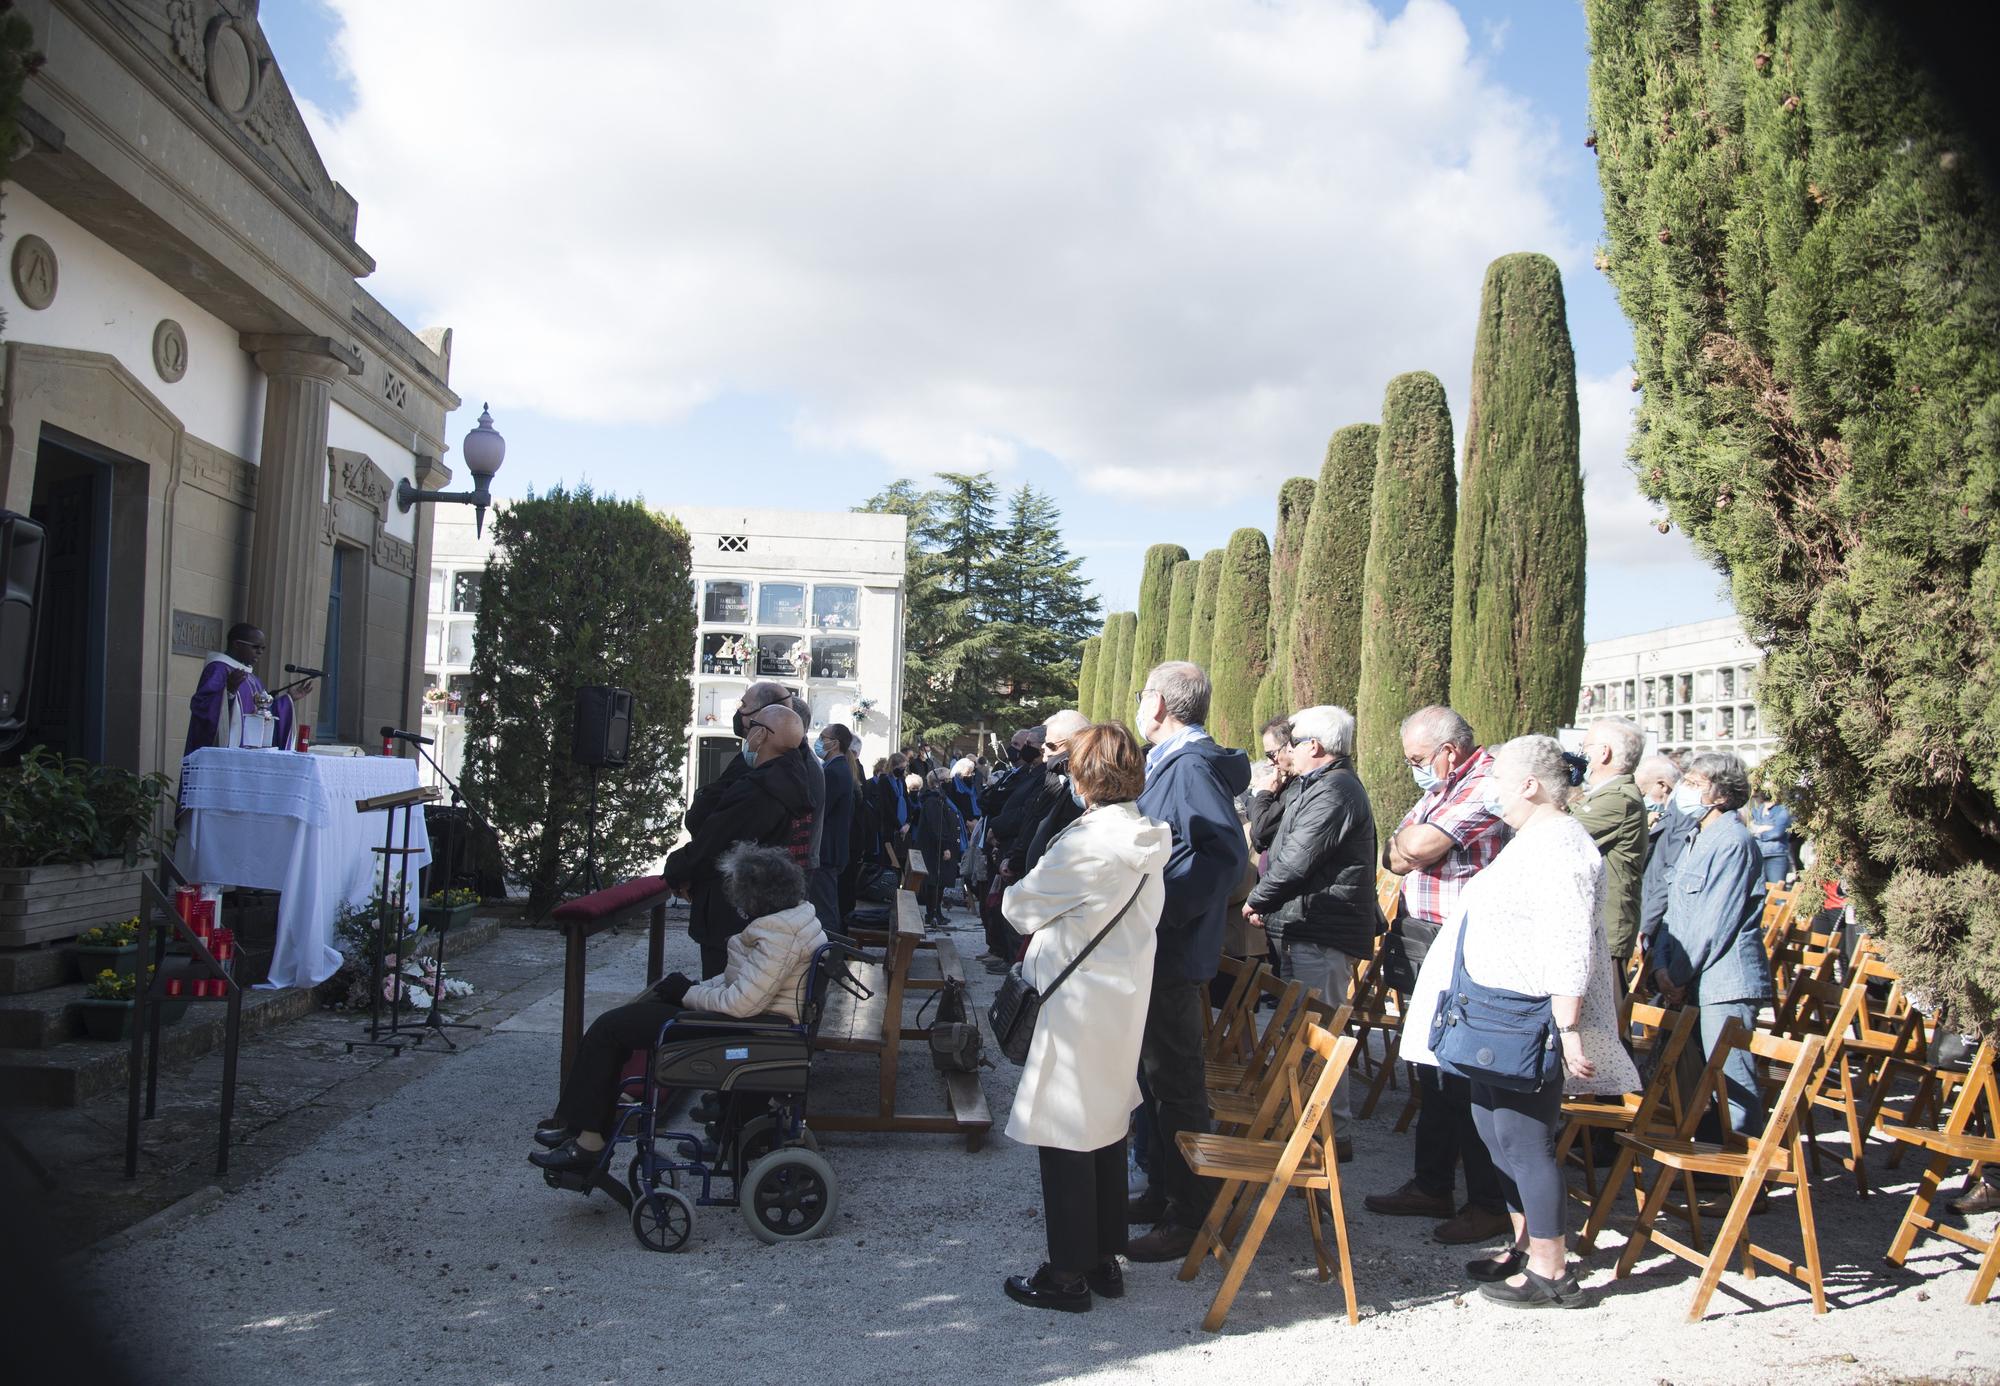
[539,939,870,1251]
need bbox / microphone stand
[393,733,488,1048]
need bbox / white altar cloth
[176,748,432,989]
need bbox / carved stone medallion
[10,235,57,309]
[153,319,190,383]
[204,15,265,119]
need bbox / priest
[184,623,311,756]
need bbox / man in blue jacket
[1127,660,1252,1262]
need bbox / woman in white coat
[1000,724,1170,1314]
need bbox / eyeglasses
[1263,749,1283,763]
[1291,737,1320,751]
[1136,688,1157,704]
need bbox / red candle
[296,723,313,753]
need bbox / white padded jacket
[681,901,827,1021]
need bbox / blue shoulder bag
[1427,911,1562,1092]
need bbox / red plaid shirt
[1394,746,1512,925]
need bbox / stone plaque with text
[171,610,223,658]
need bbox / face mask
[812,739,826,758]
[1480,781,1508,818]
[1069,782,1086,809]
[731,708,748,738]
[1411,762,1441,793]
[741,747,758,768]
[1673,783,1706,814]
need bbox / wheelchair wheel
[734,1114,820,1176]
[625,1147,682,1203]
[630,1186,694,1253]
[740,1147,839,1244]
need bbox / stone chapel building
[0,0,456,777]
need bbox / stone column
[241,335,361,688]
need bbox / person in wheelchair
[531,843,828,1173]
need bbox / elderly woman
[1001,724,1170,1314]
[1404,734,1639,1309]
[530,844,827,1173]
[1651,751,1771,1135]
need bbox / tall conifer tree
[1163,559,1198,663]
[1126,544,1189,727]
[1187,549,1224,670]
[1102,612,1137,725]
[1255,478,1316,726]
[1357,373,1456,832]
[1450,253,1586,743]
[1287,424,1380,711]
[1076,637,1102,721]
[1208,529,1272,753]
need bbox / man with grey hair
[1365,703,1512,1245]
[1242,705,1375,1159]
[1635,753,1681,830]
[981,710,1088,967]
[1638,751,1703,955]
[1128,661,1251,1261]
[1570,716,1650,975]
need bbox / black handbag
[1426,910,1562,1093]
[988,874,1150,1064]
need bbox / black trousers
[1413,1064,1504,1213]
[1141,976,1219,1229]
[809,865,844,936]
[1038,1138,1128,1273]
[699,938,729,979]
[555,997,681,1138]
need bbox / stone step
[0,945,71,996]
[0,914,503,1107]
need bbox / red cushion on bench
[550,875,670,922]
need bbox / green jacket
[1570,773,1648,963]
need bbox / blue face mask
[812,739,826,758]
[1411,762,1441,793]
[1479,781,1508,818]
[741,747,758,768]
[1069,782,1086,809]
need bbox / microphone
[284,663,327,678]
[381,726,435,746]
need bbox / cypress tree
[1086,615,1117,721]
[1162,559,1198,663]
[1102,612,1137,725]
[1357,373,1456,834]
[1287,424,1380,711]
[1187,549,1224,670]
[1449,253,1586,743]
[1076,636,1102,718]
[1207,529,1272,754]
[1126,544,1189,725]
[1588,0,2000,1024]
[1255,477,1316,726]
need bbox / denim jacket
[1656,813,1771,1004]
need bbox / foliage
[461,487,693,912]
[85,967,136,1002]
[1163,559,1198,664]
[316,892,473,1012]
[1358,372,1457,834]
[862,476,1098,742]
[1187,549,1224,670]
[1587,0,2000,1026]
[424,887,478,909]
[1450,253,1587,744]
[0,746,171,868]
[1255,478,1316,727]
[1207,529,1272,753]
[1101,612,1137,726]
[1287,424,1380,712]
[1126,544,1189,729]
[76,916,140,949]
[1075,636,1102,721]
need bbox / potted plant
[76,968,137,1041]
[71,915,142,979]
[0,747,171,950]
[420,886,478,932]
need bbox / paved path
[58,908,2000,1384]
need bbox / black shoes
[1086,1257,1125,1299]
[1004,1264,1092,1313]
[529,1138,601,1175]
[532,1127,571,1150]
[1479,1266,1589,1309]
[1466,1248,1526,1283]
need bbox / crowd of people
[528,664,1953,1317]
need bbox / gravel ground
[75,905,2000,1385]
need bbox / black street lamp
[397,403,506,536]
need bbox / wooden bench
[809,851,992,1149]
[549,875,672,1086]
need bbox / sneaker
[1003,1264,1091,1313]
[1363,1179,1455,1219]
[1127,1189,1168,1225]
[1125,1223,1199,1263]
[1433,1205,1512,1246]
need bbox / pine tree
[1450,253,1586,744]
[1357,373,1456,834]
[1287,424,1380,711]
[1125,543,1190,727]
[1255,478,1316,727]
[1207,529,1272,753]
[986,483,1103,727]
[1187,549,1224,669]
[1102,612,1137,726]
[1588,0,2000,1026]
[1163,559,1199,663]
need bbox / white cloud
[1578,367,1699,568]
[306,0,1579,505]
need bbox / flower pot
[72,941,141,981]
[75,998,135,1042]
[420,902,476,933]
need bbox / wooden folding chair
[1615,1021,1828,1320]
[1210,998,1350,1135]
[1205,954,1267,1064]
[1882,1040,2000,1305]
[1206,972,1305,1099]
[1757,883,1799,954]
[1177,1023,1360,1331]
[1793,965,1929,1196]
[1561,1002,1702,1253]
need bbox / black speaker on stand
[569,686,634,894]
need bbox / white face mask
[1672,783,1707,814]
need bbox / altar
[175,748,433,989]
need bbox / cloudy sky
[266,0,1730,642]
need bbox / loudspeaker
[571,685,633,768]
[0,510,47,738]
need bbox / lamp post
[397,403,507,536]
